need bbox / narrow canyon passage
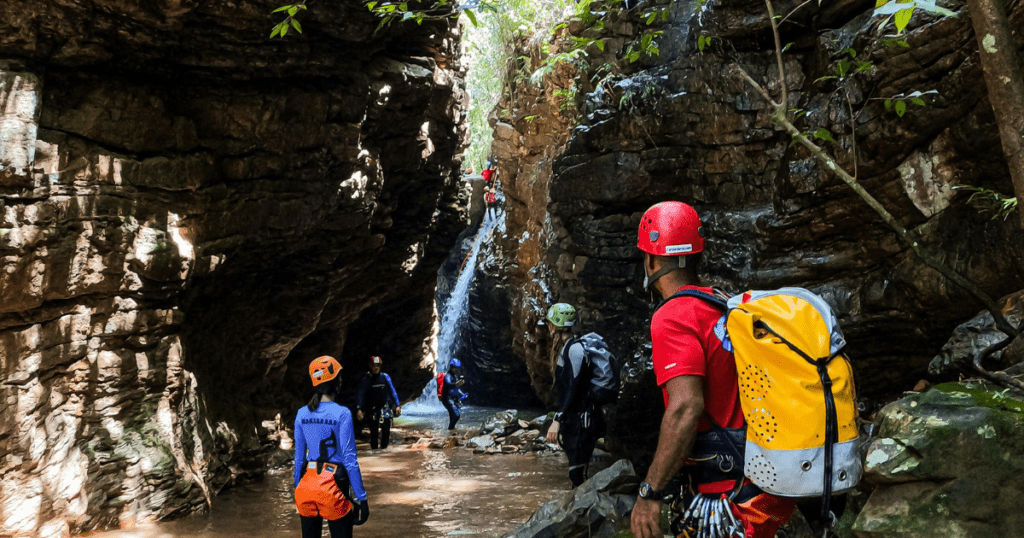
[77,407,572,538]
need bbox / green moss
[933,382,1024,413]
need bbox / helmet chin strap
[643,256,687,292]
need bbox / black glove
[354,499,370,526]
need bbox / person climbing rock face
[481,160,496,186]
[293,356,370,538]
[484,187,498,220]
[542,303,616,488]
[629,202,795,538]
[356,356,402,450]
[440,358,468,430]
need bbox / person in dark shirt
[356,356,401,449]
[542,303,605,487]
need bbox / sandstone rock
[0,0,467,534]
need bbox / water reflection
[80,407,568,538]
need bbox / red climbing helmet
[370,356,382,365]
[309,356,342,387]
[637,201,705,257]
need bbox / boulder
[853,384,1024,537]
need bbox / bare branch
[764,0,788,115]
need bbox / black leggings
[300,511,354,538]
[560,411,604,488]
[367,411,392,449]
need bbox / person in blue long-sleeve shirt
[355,356,402,449]
[440,358,468,430]
[294,356,369,538]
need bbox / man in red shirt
[630,201,795,538]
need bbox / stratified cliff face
[0,0,466,535]
[490,0,1023,453]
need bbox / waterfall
[404,208,502,412]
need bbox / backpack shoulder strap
[655,288,729,313]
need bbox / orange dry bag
[295,462,352,520]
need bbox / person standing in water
[356,355,402,450]
[294,356,370,538]
[440,358,468,430]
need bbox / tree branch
[736,67,1019,340]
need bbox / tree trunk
[967,0,1024,227]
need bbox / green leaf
[782,42,793,52]
[813,128,837,143]
[270,25,281,38]
[288,6,298,16]
[367,1,378,9]
[894,8,913,33]
[464,8,478,26]
[291,18,302,32]
[897,40,910,47]
[281,22,289,37]
[698,36,706,51]
[273,5,291,13]
[299,4,307,9]
[895,100,907,116]
[628,51,640,62]
[884,99,893,110]
[911,97,926,106]
[662,10,669,21]
[595,40,605,52]
[399,3,408,10]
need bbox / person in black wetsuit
[542,303,605,488]
[355,356,402,449]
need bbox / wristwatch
[638,481,672,502]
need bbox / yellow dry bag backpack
[667,288,862,506]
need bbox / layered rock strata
[0,0,466,535]
[487,0,1023,459]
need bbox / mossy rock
[853,384,1024,537]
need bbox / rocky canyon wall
[488,0,1023,456]
[0,0,466,535]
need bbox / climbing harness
[673,493,746,538]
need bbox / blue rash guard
[293,401,367,501]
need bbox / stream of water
[80,406,569,538]
[408,209,502,411]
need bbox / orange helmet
[637,201,705,256]
[309,356,342,386]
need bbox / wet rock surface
[0,0,466,535]
[855,379,1024,537]
[486,0,1024,467]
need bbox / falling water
[404,208,502,412]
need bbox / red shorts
[295,462,352,520]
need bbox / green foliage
[697,34,713,52]
[873,0,957,35]
[882,90,936,117]
[462,0,576,169]
[954,185,1019,220]
[270,3,307,39]
[625,31,663,63]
